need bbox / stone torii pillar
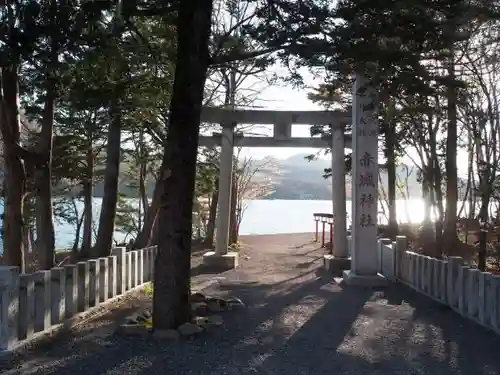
[323,124,350,274]
[343,75,387,286]
[202,122,239,269]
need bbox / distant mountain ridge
[69,153,461,201]
[255,154,427,200]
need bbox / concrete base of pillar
[342,270,388,288]
[323,255,351,276]
[202,251,239,270]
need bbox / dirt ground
[2,233,500,375]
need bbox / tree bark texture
[152,0,213,330]
[0,67,26,271]
[94,106,122,257]
[35,73,57,270]
[204,189,218,248]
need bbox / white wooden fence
[0,246,157,352]
[376,236,500,334]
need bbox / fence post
[377,238,391,276]
[98,257,109,303]
[478,272,490,325]
[0,266,19,351]
[111,247,126,295]
[125,252,132,291]
[137,250,144,285]
[131,251,138,288]
[321,218,326,247]
[395,236,407,281]
[64,264,77,318]
[88,259,99,307]
[76,262,90,312]
[314,215,319,242]
[447,256,464,308]
[33,270,51,333]
[18,274,35,340]
[457,265,468,314]
[107,255,117,299]
[50,267,66,325]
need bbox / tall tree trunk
[94,106,122,257]
[21,192,34,258]
[152,0,213,330]
[204,189,218,248]
[28,226,36,256]
[81,142,94,256]
[428,123,444,249]
[0,67,26,271]
[134,170,163,248]
[138,161,148,233]
[386,122,398,239]
[35,73,57,270]
[443,31,459,255]
[477,199,488,271]
[138,130,148,230]
[148,211,160,246]
[420,168,437,255]
[422,176,431,223]
[72,211,84,253]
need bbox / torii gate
[200,76,386,286]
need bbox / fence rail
[0,246,158,352]
[313,213,334,248]
[376,237,500,334]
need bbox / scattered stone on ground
[178,322,204,336]
[190,292,207,303]
[142,308,152,319]
[191,301,208,315]
[226,297,245,309]
[206,300,224,313]
[116,292,242,339]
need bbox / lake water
[0,198,433,253]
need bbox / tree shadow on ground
[1,266,368,375]
[4,265,500,374]
[374,284,500,373]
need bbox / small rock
[216,298,228,309]
[227,297,245,309]
[192,316,209,326]
[125,314,139,324]
[190,292,207,303]
[207,314,224,326]
[191,301,208,315]
[201,315,224,331]
[178,322,203,336]
[152,329,180,340]
[207,301,223,313]
[118,324,149,336]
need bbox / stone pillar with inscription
[343,75,387,286]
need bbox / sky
[236,66,328,160]
[235,65,470,178]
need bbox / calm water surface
[0,198,430,253]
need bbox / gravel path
[2,233,500,375]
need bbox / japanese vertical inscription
[351,75,379,274]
